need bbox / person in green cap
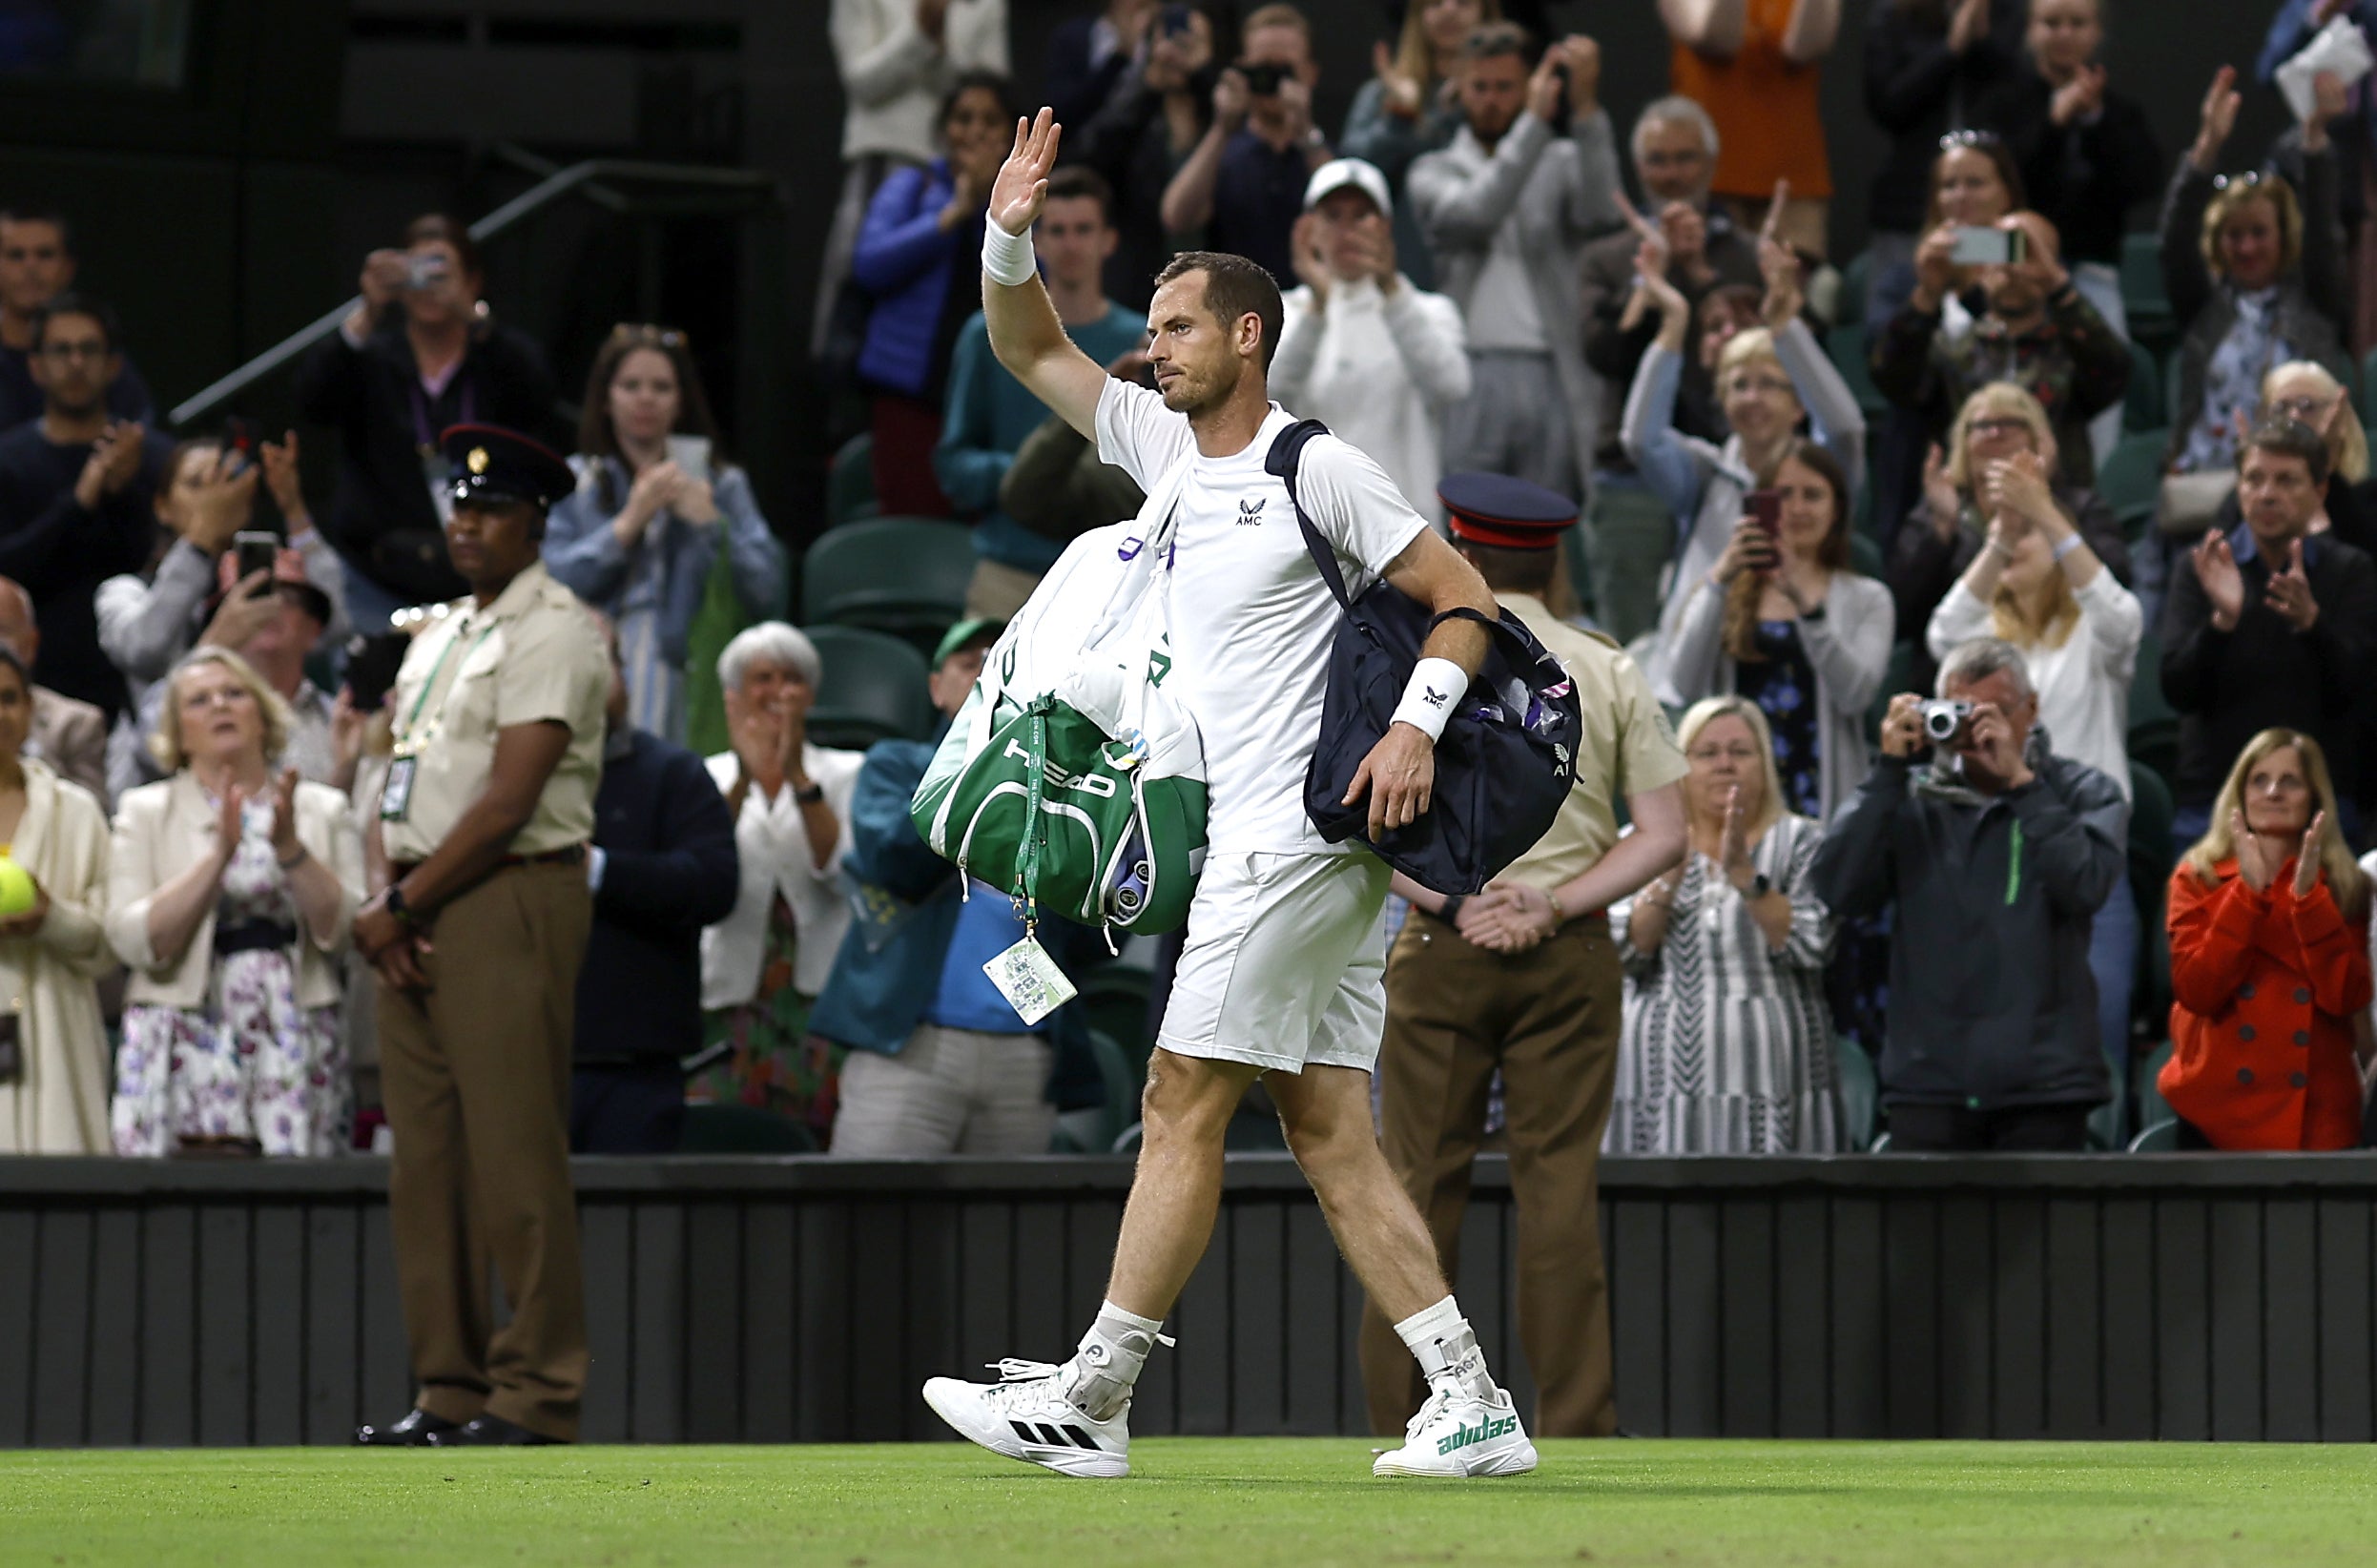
[811,615,1098,1155]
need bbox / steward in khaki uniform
[353,424,610,1448]
[1357,473,1690,1438]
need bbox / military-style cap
[1438,472,1579,551]
[933,616,1006,671]
[439,423,575,511]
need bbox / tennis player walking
[920,109,1537,1480]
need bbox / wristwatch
[384,881,418,928]
[793,780,826,806]
[1439,895,1467,926]
[1742,873,1772,899]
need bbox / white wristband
[982,220,1037,287]
[1391,657,1468,744]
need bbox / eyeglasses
[2266,396,2334,421]
[1967,417,2034,439]
[35,340,107,362]
[1937,129,2005,151]
[607,323,688,349]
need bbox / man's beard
[1160,359,1238,415]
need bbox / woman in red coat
[2163,729,2372,1150]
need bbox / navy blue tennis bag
[1266,419,1585,896]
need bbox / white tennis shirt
[1093,378,1429,856]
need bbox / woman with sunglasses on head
[543,326,787,746]
[2159,66,2354,502]
[2190,361,2377,561]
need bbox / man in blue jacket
[815,616,1094,1154]
[569,620,740,1154]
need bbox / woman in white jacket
[1659,441,1893,824]
[1925,436,2143,1136]
[1621,230,1866,668]
[693,623,865,1142]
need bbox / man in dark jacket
[2161,420,2377,843]
[1813,637,2127,1152]
[569,622,740,1154]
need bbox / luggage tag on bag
[983,935,1077,1027]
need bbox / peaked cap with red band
[1437,471,1578,551]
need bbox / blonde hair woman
[1609,696,1840,1154]
[106,649,362,1156]
[1888,382,2130,692]
[2205,361,2377,562]
[2162,730,2371,1150]
[1623,225,1867,660]
[0,648,113,1153]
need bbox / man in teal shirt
[935,165,1144,617]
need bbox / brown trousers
[380,860,593,1440]
[1357,910,1623,1437]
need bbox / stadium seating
[1836,249,1871,328]
[1835,1034,1879,1152]
[799,516,975,649]
[2119,232,2172,341]
[828,431,878,528]
[2136,1039,2176,1131]
[802,624,936,748]
[1826,321,1890,418]
[677,1103,819,1153]
[2121,344,2164,434]
[2097,430,2169,537]
[1049,1029,1139,1153]
[2127,1119,2180,1151]
[2126,633,2177,781]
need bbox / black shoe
[354,1408,458,1447]
[425,1413,568,1447]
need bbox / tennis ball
[0,852,36,918]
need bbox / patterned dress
[1607,814,1843,1153]
[111,798,348,1156]
[688,892,843,1141]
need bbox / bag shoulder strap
[1263,418,1354,613]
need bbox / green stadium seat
[2135,1039,2176,1132]
[1867,639,1913,734]
[2127,1118,2180,1152]
[1834,1034,1878,1153]
[2119,232,2169,330]
[1837,249,1873,327]
[802,624,935,749]
[1825,321,1890,417]
[1076,964,1153,1066]
[828,431,877,528]
[1849,529,1884,581]
[1050,1029,1139,1153]
[2126,633,2177,782]
[2096,430,2168,536]
[2120,344,2164,434]
[799,516,975,646]
[677,1103,818,1153]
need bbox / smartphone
[233,530,279,596]
[405,252,450,291]
[343,631,411,713]
[1950,225,2026,267]
[665,433,713,485]
[1746,489,1783,537]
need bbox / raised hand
[1372,39,1422,119]
[1912,222,1960,308]
[2295,810,2329,898]
[258,430,308,525]
[1633,237,1686,320]
[2052,63,2107,128]
[2232,808,2273,891]
[1290,211,1333,303]
[213,782,249,870]
[1757,192,1802,330]
[1984,450,2057,528]
[1212,68,1251,134]
[1947,0,1991,54]
[2193,66,2241,172]
[2191,528,2246,629]
[1713,516,1782,584]
[1660,200,1709,278]
[1921,443,1962,533]
[1525,44,1563,123]
[359,248,411,310]
[1880,692,1927,759]
[2263,537,2321,631]
[1560,35,1602,113]
[268,767,301,862]
[1719,786,1752,881]
[198,572,281,651]
[2305,72,2347,154]
[989,110,1063,237]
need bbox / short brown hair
[1153,250,1285,372]
[1453,539,1556,596]
[2240,416,2331,489]
[1241,3,1310,45]
[1044,165,1115,227]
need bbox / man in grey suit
[1408,23,1622,504]
[0,574,106,803]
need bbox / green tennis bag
[910,518,1209,937]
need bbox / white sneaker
[1372,1379,1539,1478]
[921,1358,1130,1478]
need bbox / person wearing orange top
[2163,729,2373,1151]
[1661,0,1842,256]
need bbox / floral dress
[111,799,348,1156]
[688,892,843,1140]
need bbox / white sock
[1062,1300,1168,1421]
[1395,1294,1495,1400]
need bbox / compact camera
[1238,61,1290,96]
[1919,699,1974,745]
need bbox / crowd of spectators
[2,0,2376,1160]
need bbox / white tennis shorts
[1156,850,1392,1074]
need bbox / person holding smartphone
[542,324,786,747]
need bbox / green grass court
[4,1439,2371,1566]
